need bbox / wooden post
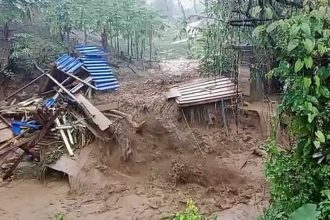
[221,99,228,133]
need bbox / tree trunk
[127,34,130,56]
[84,23,87,45]
[66,29,70,44]
[130,36,134,57]
[116,34,119,54]
[135,33,139,60]
[109,24,113,49]
[149,30,153,66]
[140,38,145,59]
[4,22,9,41]
[101,28,108,50]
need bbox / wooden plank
[165,88,181,99]
[0,122,8,130]
[0,114,11,127]
[0,128,14,143]
[75,93,112,131]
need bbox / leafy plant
[254,4,330,220]
[54,213,64,220]
[289,204,320,220]
[173,200,217,220]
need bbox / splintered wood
[0,65,121,180]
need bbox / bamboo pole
[55,118,74,156]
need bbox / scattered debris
[0,47,126,180]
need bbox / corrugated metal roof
[76,46,108,56]
[167,77,241,107]
[76,46,119,91]
[55,54,83,73]
[54,46,119,92]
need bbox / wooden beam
[61,71,97,90]
[35,65,78,102]
[75,93,112,131]
[5,72,47,101]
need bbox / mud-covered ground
[0,59,269,220]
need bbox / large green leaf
[301,23,311,36]
[320,86,330,98]
[250,6,262,18]
[265,7,273,19]
[304,56,313,69]
[266,22,279,33]
[288,39,299,52]
[303,77,311,90]
[314,75,320,89]
[289,204,320,220]
[294,59,304,73]
[303,39,315,52]
[316,130,325,143]
[314,140,321,149]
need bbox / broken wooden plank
[75,93,112,131]
[0,128,14,143]
[0,114,11,127]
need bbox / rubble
[0,65,117,180]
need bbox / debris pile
[0,89,115,179]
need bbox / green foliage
[173,200,217,220]
[9,32,65,74]
[44,0,164,60]
[54,213,64,220]
[289,204,320,220]
[254,4,330,220]
[199,1,237,75]
[0,0,44,25]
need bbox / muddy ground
[0,59,269,219]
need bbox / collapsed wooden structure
[166,76,242,128]
[0,46,124,180]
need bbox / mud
[0,59,269,219]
